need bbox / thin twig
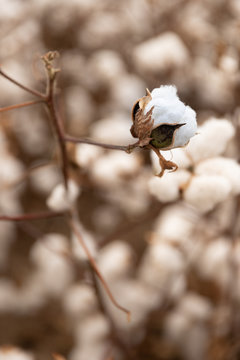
[0,99,44,113]
[70,218,131,321]
[64,135,138,153]
[0,211,66,222]
[43,52,69,189]
[0,68,46,99]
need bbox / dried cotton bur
[131,85,197,176]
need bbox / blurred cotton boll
[186,118,235,163]
[97,240,134,279]
[30,233,73,296]
[63,284,97,319]
[90,113,134,145]
[148,169,191,202]
[0,346,34,360]
[46,179,80,211]
[30,165,61,195]
[91,151,141,187]
[183,175,231,212]
[134,32,189,73]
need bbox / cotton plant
[148,116,240,212]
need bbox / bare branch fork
[0,52,132,327]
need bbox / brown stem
[0,211,66,222]
[69,218,131,321]
[0,99,44,113]
[64,135,138,153]
[46,97,69,189]
[0,68,46,99]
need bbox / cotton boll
[79,12,127,49]
[111,74,146,112]
[197,239,232,288]
[30,234,73,296]
[46,179,80,211]
[0,346,34,360]
[164,295,211,360]
[133,32,189,73]
[87,50,126,85]
[164,311,190,344]
[90,113,134,145]
[178,293,212,322]
[143,85,197,149]
[139,243,185,291]
[70,342,107,360]
[97,241,133,279]
[196,157,240,195]
[183,175,231,212]
[75,313,110,344]
[0,189,23,214]
[0,155,24,187]
[75,144,103,168]
[148,170,191,202]
[91,152,141,187]
[153,205,197,245]
[105,170,151,216]
[186,118,235,163]
[63,284,97,318]
[30,165,61,195]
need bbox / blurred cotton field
[1,1,240,360]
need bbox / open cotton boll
[143,85,197,149]
[153,205,197,245]
[183,175,231,212]
[186,118,235,163]
[133,32,189,73]
[75,313,110,344]
[148,169,191,202]
[91,114,133,145]
[91,152,141,187]
[30,234,73,296]
[87,50,126,85]
[111,73,146,112]
[97,241,133,279]
[0,346,34,360]
[46,179,80,211]
[75,144,103,168]
[30,165,61,195]
[196,239,232,289]
[178,293,212,322]
[139,242,185,290]
[63,284,97,318]
[196,157,240,195]
[0,154,24,186]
